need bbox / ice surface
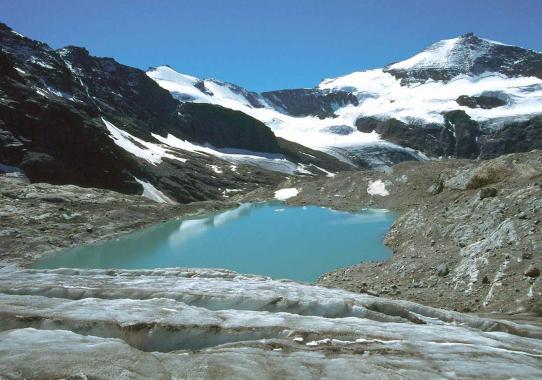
[0,267,541,378]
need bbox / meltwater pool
[33,203,395,282]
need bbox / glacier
[147,34,542,166]
[0,267,541,378]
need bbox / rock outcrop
[263,151,542,314]
[0,23,347,202]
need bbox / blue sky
[2,0,541,91]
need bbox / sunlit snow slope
[147,66,381,150]
[148,33,542,162]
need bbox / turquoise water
[32,203,395,282]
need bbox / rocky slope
[0,174,237,267]
[0,22,346,203]
[250,150,542,315]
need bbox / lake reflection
[33,203,395,282]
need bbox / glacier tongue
[0,267,541,378]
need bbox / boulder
[445,159,513,190]
[427,180,444,195]
[436,264,449,277]
[524,265,540,278]
[479,187,498,199]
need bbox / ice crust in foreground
[0,267,541,378]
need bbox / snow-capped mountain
[384,33,542,83]
[149,33,542,161]
[148,65,425,167]
[0,22,347,203]
[1,22,541,203]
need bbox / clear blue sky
[2,0,541,91]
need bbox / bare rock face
[444,156,516,190]
[456,94,506,109]
[0,267,541,379]
[261,88,359,119]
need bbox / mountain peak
[460,32,477,39]
[58,46,90,57]
[384,33,542,83]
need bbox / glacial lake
[32,203,395,282]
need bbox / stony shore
[1,153,542,378]
[1,150,541,316]
[0,175,235,268]
[254,150,542,316]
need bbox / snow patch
[134,177,176,204]
[387,37,461,71]
[367,180,389,196]
[102,118,186,165]
[274,188,299,201]
[208,165,223,174]
[152,133,301,175]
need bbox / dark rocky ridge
[355,113,542,159]
[0,22,346,202]
[175,102,280,153]
[355,117,451,157]
[57,45,281,153]
[456,94,507,109]
[479,117,542,158]
[261,88,358,118]
[0,25,139,193]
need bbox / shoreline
[0,175,239,268]
[2,150,541,317]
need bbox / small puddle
[32,203,395,282]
